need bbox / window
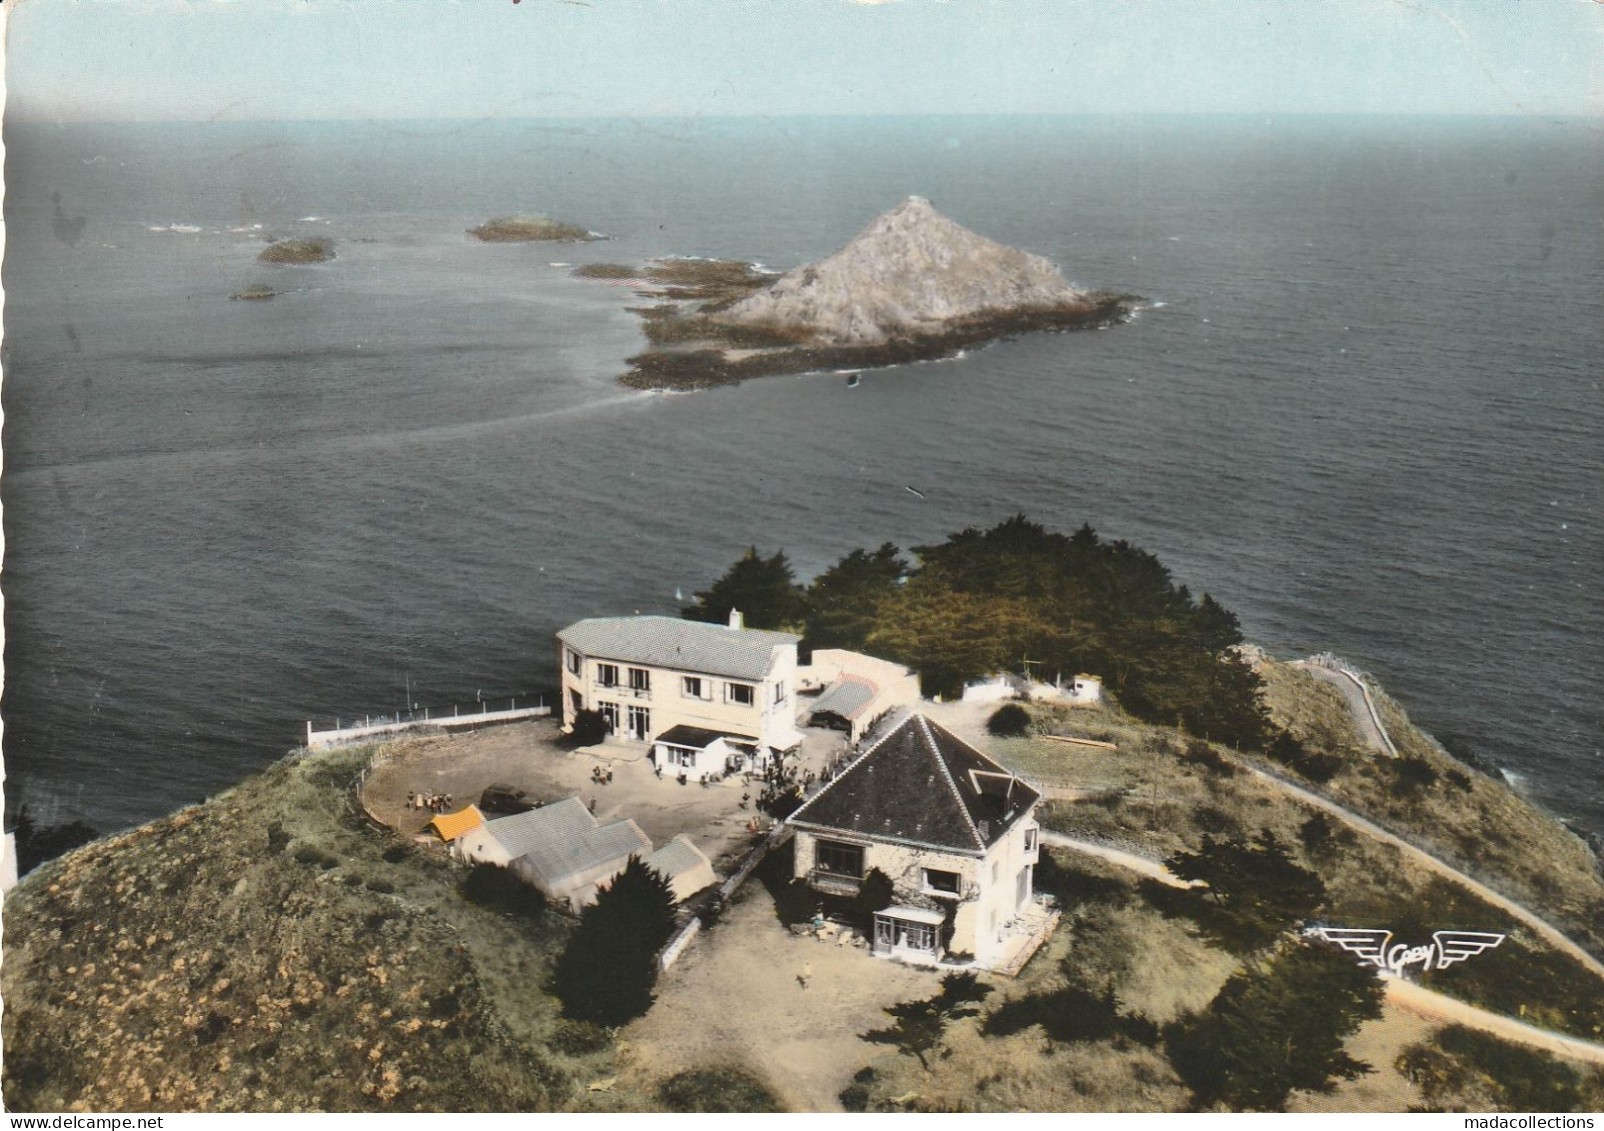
[682,676,711,700]
[1024,827,1038,852]
[626,705,650,740]
[773,681,788,706]
[726,682,755,707]
[599,701,620,733]
[566,649,581,675]
[569,689,583,715]
[628,667,651,693]
[876,915,936,953]
[667,745,697,768]
[814,839,864,877]
[597,663,619,687]
[924,868,961,895]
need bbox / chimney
[728,608,744,631]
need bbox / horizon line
[9,109,1600,128]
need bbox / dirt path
[1382,977,1604,1067]
[1292,660,1396,756]
[1237,760,1604,983]
[1039,831,1196,889]
[618,885,937,1112]
[1044,823,1604,1067]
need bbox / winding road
[1041,822,1604,1066]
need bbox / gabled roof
[787,713,1040,854]
[525,818,653,888]
[429,805,485,842]
[644,834,714,881]
[810,675,878,721]
[481,797,598,860]
[558,616,799,682]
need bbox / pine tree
[1164,940,1384,1110]
[682,547,805,630]
[552,856,678,1027]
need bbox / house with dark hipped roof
[786,713,1044,970]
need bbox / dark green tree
[683,547,806,631]
[565,707,608,748]
[987,703,1032,737]
[862,972,994,1070]
[1163,940,1385,1110]
[803,543,907,652]
[552,856,678,1027]
[1164,830,1326,948]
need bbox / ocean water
[3,115,1600,839]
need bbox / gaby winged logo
[1304,926,1505,978]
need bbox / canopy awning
[877,903,945,926]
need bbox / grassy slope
[990,686,1604,1040]
[0,744,627,1113]
[1257,660,1604,957]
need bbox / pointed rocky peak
[718,197,1093,347]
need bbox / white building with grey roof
[557,611,805,776]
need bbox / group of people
[407,791,454,813]
[590,765,614,785]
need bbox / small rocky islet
[256,237,335,265]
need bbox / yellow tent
[429,805,485,843]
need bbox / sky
[3,0,1601,123]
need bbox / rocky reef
[470,216,597,243]
[257,238,335,265]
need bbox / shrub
[656,1067,783,1113]
[987,703,1032,737]
[773,878,819,927]
[1398,1024,1588,1113]
[266,821,291,855]
[565,709,608,748]
[1181,740,1237,776]
[291,844,338,870]
[551,1020,611,1057]
[459,863,547,919]
[839,1067,877,1113]
[1264,730,1341,784]
[1389,756,1440,796]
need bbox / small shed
[808,675,880,741]
[643,835,718,903]
[428,805,485,844]
[652,724,759,782]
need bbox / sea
[3,115,1600,842]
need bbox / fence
[306,694,550,750]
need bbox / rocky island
[257,238,335,265]
[607,197,1133,391]
[470,215,598,243]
